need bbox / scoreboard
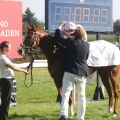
[45,0,113,32]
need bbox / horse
[18,26,120,117]
[18,26,75,117]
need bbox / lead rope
[24,57,34,88]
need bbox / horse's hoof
[60,115,67,120]
[69,115,74,119]
[109,107,113,113]
[113,114,117,117]
[69,112,74,119]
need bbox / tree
[114,19,120,33]
[23,8,44,29]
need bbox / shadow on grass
[10,111,76,120]
[102,115,110,118]
[10,113,49,120]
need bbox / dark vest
[54,29,89,77]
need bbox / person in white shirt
[0,41,28,120]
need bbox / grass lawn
[88,34,117,43]
[9,68,120,120]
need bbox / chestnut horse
[19,26,120,116]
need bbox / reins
[24,56,34,88]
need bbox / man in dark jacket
[54,22,89,120]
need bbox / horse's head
[25,25,47,47]
[18,25,56,58]
[18,25,37,56]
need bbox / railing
[16,60,48,68]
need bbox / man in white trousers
[54,22,89,120]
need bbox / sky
[23,0,120,22]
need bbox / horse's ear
[27,24,31,30]
[32,24,36,31]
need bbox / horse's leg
[109,66,120,115]
[69,92,74,118]
[53,77,62,103]
[48,63,63,103]
[97,68,114,113]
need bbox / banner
[0,0,22,58]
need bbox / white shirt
[0,55,14,78]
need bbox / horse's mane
[37,28,47,35]
[36,28,54,41]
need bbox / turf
[9,68,120,120]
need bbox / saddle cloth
[87,40,120,66]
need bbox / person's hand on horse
[59,21,66,30]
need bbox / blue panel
[47,0,113,32]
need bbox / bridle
[26,31,41,48]
[22,30,47,88]
[25,32,40,87]
[20,44,35,88]
[24,56,34,88]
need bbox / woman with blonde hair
[54,22,89,120]
[76,24,87,41]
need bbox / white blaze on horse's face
[26,31,40,48]
[17,44,25,56]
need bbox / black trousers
[0,78,13,120]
